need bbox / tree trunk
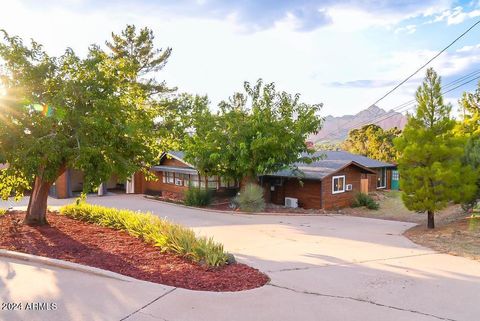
[427,210,435,229]
[24,176,51,226]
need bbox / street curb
[0,249,138,283]
[142,195,342,217]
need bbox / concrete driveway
[1,194,479,321]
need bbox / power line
[320,71,480,140]
[367,19,480,108]
[344,74,480,130]
[320,20,480,139]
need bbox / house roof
[309,151,395,168]
[266,160,376,180]
[168,151,186,161]
[159,151,195,167]
[264,150,392,180]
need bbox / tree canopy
[0,25,174,224]
[457,81,480,210]
[341,124,401,163]
[183,79,323,182]
[394,68,478,228]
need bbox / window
[200,175,206,188]
[220,178,238,188]
[207,176,218,189]
[377,168,387,189]
[164,172,174,184]
[190,174,200,187]
[332,175,345,194]
[183,174,190,187]
[175,177,183,186]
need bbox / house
[260,151,396,210]
[133,151,238,199]
[51,170,139,198]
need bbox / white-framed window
[182,174,190,187]
[207,176,218,189]
[200,175,206,188]
[164,172,174,184]
[377,168,387,189]
[332,175,345,194]
[175,177,183,186]
[190,174,200,187]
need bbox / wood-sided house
[260,151,397,210]
[133,151,238,199]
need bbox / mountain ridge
[310,105,407,143]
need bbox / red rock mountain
[310,105,407,143]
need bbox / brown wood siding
[133,172,144,193]
[54,170,69,199]
[367,173,378,192]
[321,165,363,210]
[268,178,322,209]
[162,157,191,168]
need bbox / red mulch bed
[0,212,269,292]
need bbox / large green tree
[0,25,173,225]
[184,79,323,183]
[394,68,477,228]
[457,82,480,210]
[341,124,401,163]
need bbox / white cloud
[394,24,417,34]
[429,6,480,25]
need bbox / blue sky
[1,0,480,117]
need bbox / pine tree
[457,82,480,210]
[394,68,478,228]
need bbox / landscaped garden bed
[0,208,269,291]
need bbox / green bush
[184,186,212,207]
[352,192,379,210]
[0,208,6,216]
[59,202,227,267]
[235,183,266,212]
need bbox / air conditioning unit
[346,184,353,191]
[285,197,298,208]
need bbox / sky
[1,0,480,117]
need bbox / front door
[360,178,369,194]
[391,170,399,190]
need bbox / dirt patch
[404,216,480,261]
[340,190,465,224]
[0,211,269,292]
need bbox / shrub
[0,208,6,216]
[184,186,212,207]
[59,203,228,267]
[235,183,266,212]
[352,192,379,210]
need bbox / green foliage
[0,208,6,216]
[59,203,228,267]
[315,142,341,151]
[0,25,175,217]
[394,68,478,226]
[342,124,401,163]
[183,79,323,182]
[458,82,480,211]
[184,186,212,207]
[235,183,266,212]
[351,193,379,210]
